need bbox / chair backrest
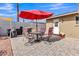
[44,27,53,36]
[48,27,53,35]
[39,28,45,35]
[23,29,28,38]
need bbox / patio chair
[23,28,35,44]
[42,27,61,43]
[23,27,31,38]
[41,27,52,40]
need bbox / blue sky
[0,3,78,22]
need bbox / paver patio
[10,36,79,56]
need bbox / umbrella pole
[36,19,39,41]
[10,21,12,38]
[23,19,24,22]
[16,3,19,22]
[36,19,38,32]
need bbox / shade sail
[19,10,53,20]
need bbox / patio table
[30,32,42,42]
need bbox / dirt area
[0,37,13,56]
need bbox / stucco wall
[0,20,46,36]
[46,13,79,38]
[46,19,53,34]
[60,14,79,38]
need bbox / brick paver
[10,36,79,56]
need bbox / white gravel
[10,36,79,56]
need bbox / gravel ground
[10,36,79,56]
[0,37,13,56]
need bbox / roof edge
[47,11,79,19]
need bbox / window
[76,16,79,24]
[55,22,58,27]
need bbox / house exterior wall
[59,14,79,38]
[46,19,53,34]
[46,13,79,38]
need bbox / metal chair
[42,27,61,43]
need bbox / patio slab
[10,36,79,56]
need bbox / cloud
[49,5,70,10]
[39,3,68,11]
[0,3,14,12]
[0,13,16,17]
[52,3,63,7]
[49,3,68,10]
[39,3,63,8]
[49,4,77,11]
[39,3,77,13]
[0,3,16,17]
[39,3,74,11]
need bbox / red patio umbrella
[19,10,53,32]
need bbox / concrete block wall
[0,20,46,36]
